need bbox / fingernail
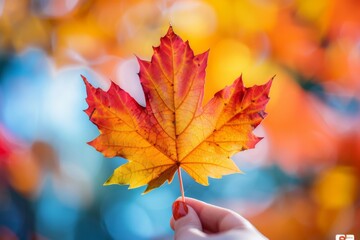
[172,201,188,220]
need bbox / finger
[173,202,205,240]
[183,197,254,233]
[171,216,212,234]
[170,198,190,230]
[205,229,268,240]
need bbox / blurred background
[0,0,359,239]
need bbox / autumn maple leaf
[83,26,272,194]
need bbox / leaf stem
[178,167,185,202]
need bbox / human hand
[170,197,268,240]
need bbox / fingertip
[173,204,202,231]
[172,200,189,220]
[170,217,175,230]
[173,205,204,239]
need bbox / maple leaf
[83,26,272,194]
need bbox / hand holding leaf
[83,26,272,199]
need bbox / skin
[170,197,268,240]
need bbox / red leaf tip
[167,25,174,36]
[81,75,91,87]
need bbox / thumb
[172,201,205,240]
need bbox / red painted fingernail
[172,201,188,220]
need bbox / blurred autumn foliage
[0,0,359,239]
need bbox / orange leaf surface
[83,26,272,193]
